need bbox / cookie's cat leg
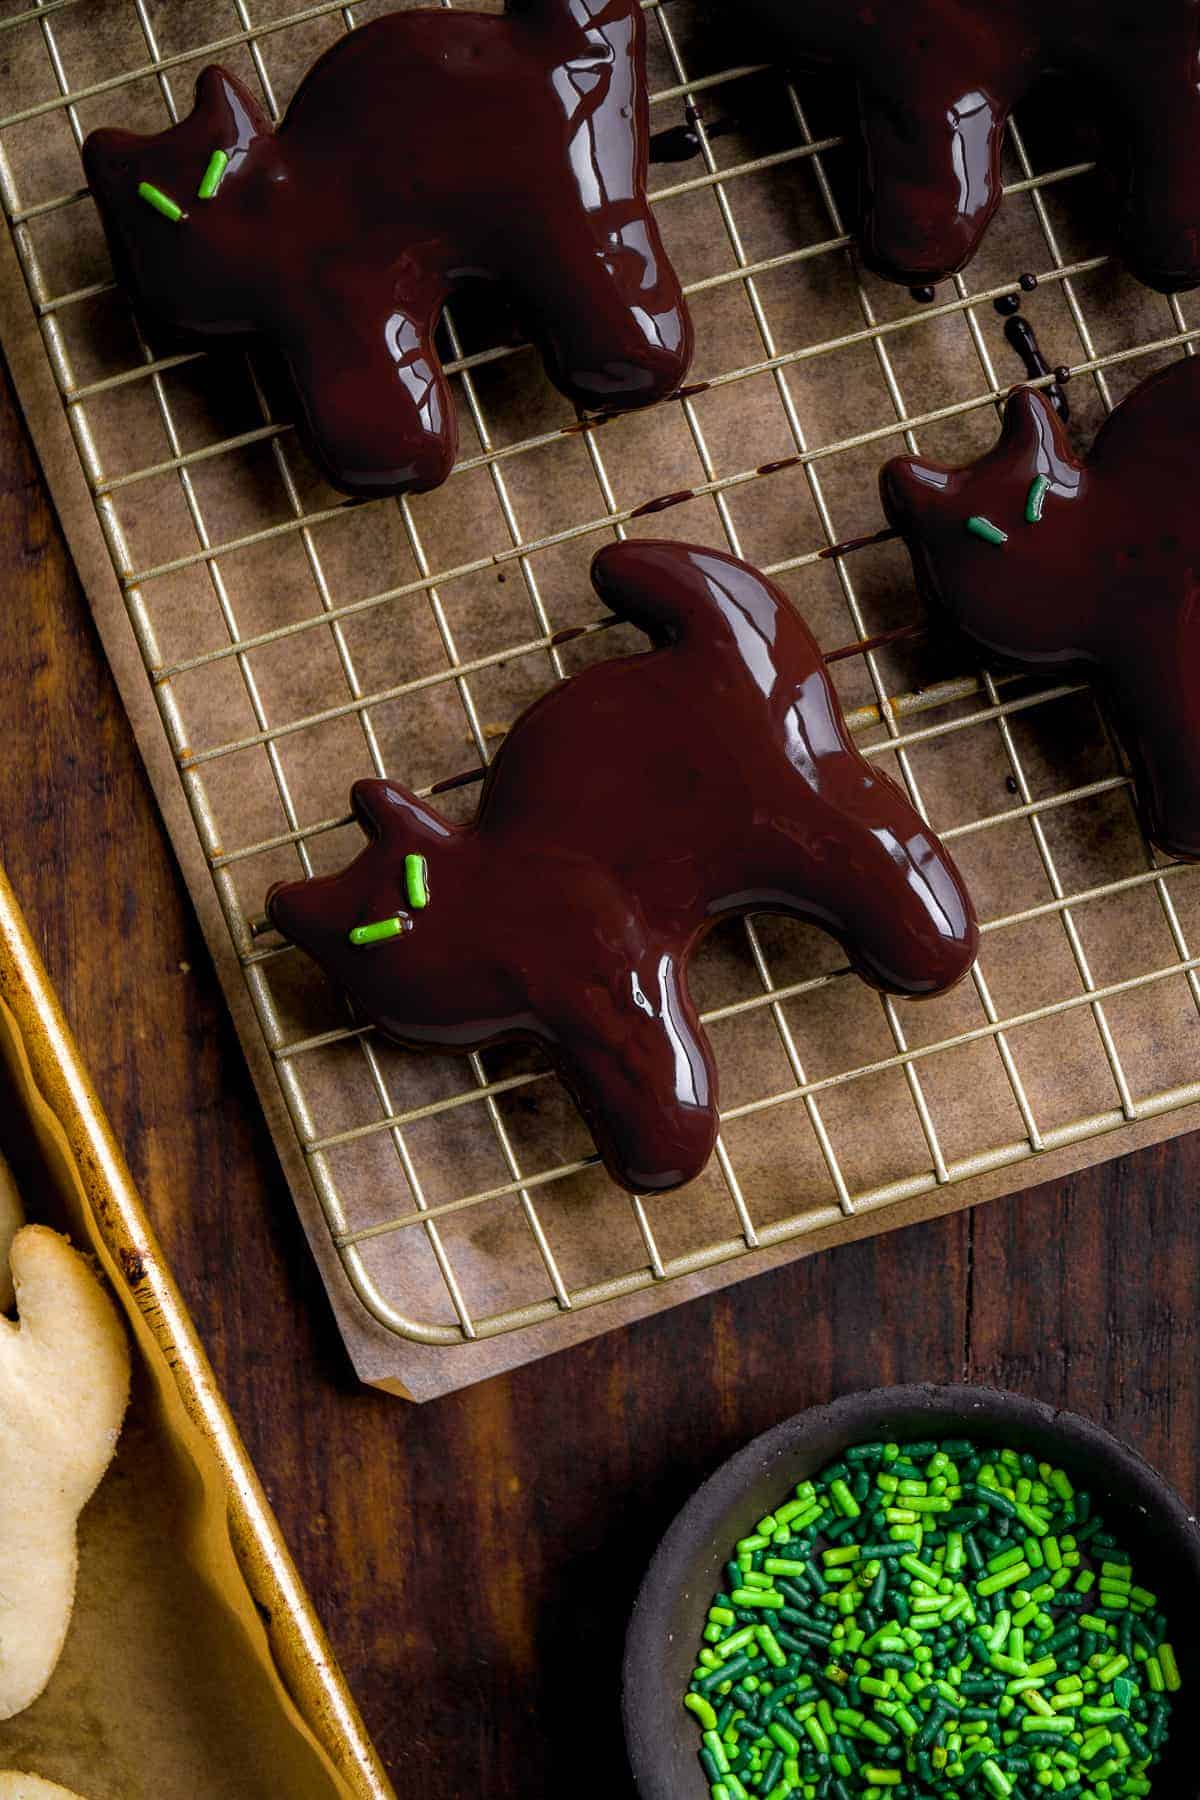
[510,0,690,412]
[853,47,1026,284]
[280,277,454,496]
[773,781,979,999]
[1099,35,1200,292]
[520,208,691,414]
[1101,637,1200,860]
[545,954,718,1193]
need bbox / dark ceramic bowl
[623,1384,1200,1799]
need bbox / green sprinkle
[684,1692,717,1730]
[831,1478,861,1519]
[1024,473,1050,523]
[197,147,229,199]
[683,1435,1180,1798]
[966,514,1008,546]
[405,852,429,910]
[348,915,406,947]
[978,1561,1031,1598]
[137,181,184,223]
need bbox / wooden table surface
[0,356,1195,1799]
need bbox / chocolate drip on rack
[1003,312,1070,421]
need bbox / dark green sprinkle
[966,514,1008,546]
[1024,473,1050,522]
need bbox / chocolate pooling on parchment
[741,0,1200,292]
[882,357,1200,860]
[82,0,693,497]
[266,541,978,1195]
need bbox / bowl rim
[622,1381,1200,1800]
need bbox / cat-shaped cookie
[267,541,978,1193]
[743,0,1200,291]
[83,0,692,496]
[882,357,1200,859]
[0,1226,130,1719]
[0,1778,91,1799]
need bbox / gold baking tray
[0,863,393,1800]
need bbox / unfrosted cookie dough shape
[266,540,978,1194]
[81,0,693,497]
[742,0,1200,291]
[0,1226,131,1721]
[0,1150,24,1312]
[881,357,1200,860]
[0,1777,90,1799]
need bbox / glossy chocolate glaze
[881,357,1200,860]
[266,541,978,1194]
[82,0,693,498]
[742,0,1200,291]
[1003,314,1070,420]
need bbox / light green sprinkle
[1025,473,1050,523]
[197,147,229,199]
[137,181,183,223]
[348,915,405,947]
[405,852,429,910]
[966,514,1008,546]
[683,1691,717,1730]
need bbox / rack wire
[2,0,1199,1353]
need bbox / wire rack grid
[1,0,1200,1358]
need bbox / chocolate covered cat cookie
[82,0,692,497]
[881,357,1200,859]
[267,541,978,1194]
[743,0,1200,291]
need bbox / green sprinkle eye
[1025,473,1050,523]
[197,148,229,200]
[348,915,407,947]
[137,181,184,223]
[966,515,1008,547]
[405,853,429,910]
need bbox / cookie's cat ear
[350,778,453,851]
[878,453,954,528]
[997,383,1069,466]
[190,65,273,141]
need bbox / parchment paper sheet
[1,0,1198,1399]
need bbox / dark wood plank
[0,357,1194,1796]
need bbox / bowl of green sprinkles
[623,1384,1199,1800]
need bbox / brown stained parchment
[0,0,1199,1400]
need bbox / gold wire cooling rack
[2,0,1200,1391]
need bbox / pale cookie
[0,1152,24,1312]
[0,1776,90,1799]
[0,1226,130,1719]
